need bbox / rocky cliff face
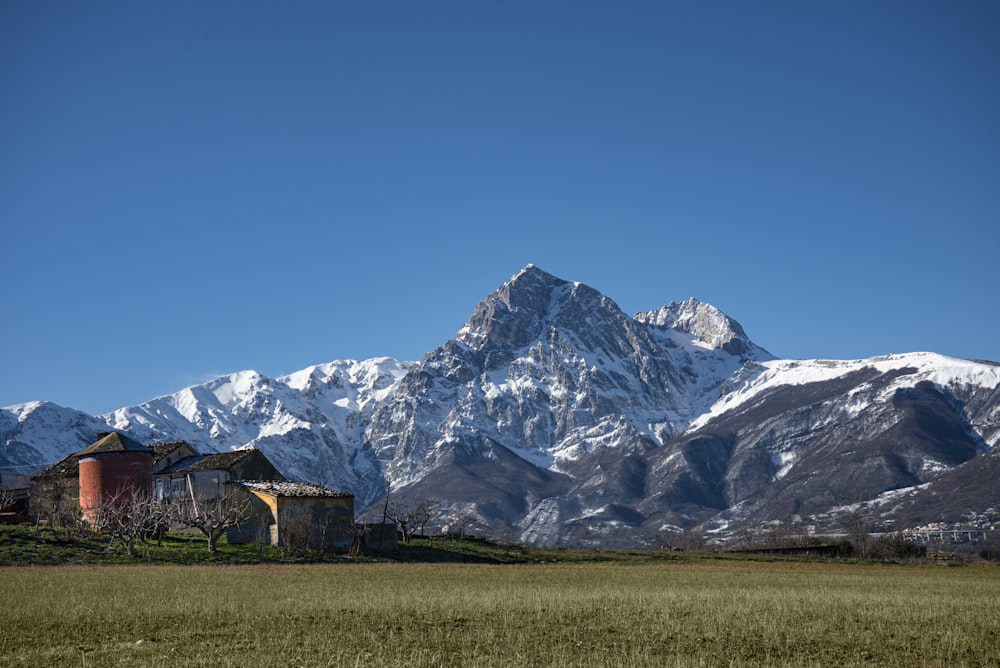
[3,266,999,546]
[367,266,771,485]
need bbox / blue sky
[2,1,998,415]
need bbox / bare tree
[30,479,81,539]
[386,497,439,542]
[0,474,16,515]
[845,509,874,559]
[279,507,314,555]
[348,521,370,557]
[272,505,349,556]
[410,499,439,538]
[168,480,251,554]
[732,526,760,551]
[88,487,167,558]
[872,512,925,561]
[759,516,807,550]
[252,513,274,556]
[678,524,706,551]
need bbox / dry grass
[1,561,998,667]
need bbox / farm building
[33,437,196,509]
[154,447,283,503]
[28,435,361,550]
[74,432,155,523]
[31,439,283,515]
[151,441,199,472]
[30,449,84,525]
[227,481,355,553]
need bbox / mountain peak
[457,266,572,349]
[5,266,1000,548]
[636,298,762,357]
[504,264,568,292]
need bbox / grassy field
[2,560,999,667]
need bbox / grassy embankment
[2,530,999,667]
[0,523,713,566]
[11,523,874,567]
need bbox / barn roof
[37,438,187,480]
[34,453,79,480]
[157,449,261,475]
[237,481,353,499]
[151,441,193,457]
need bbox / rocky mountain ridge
[3,265,999,546]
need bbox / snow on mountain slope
[366,266,772,496]
[631,352,1000,538]
[690,352,1000,439]
[3,265,999,546]
[0,401,112,473]
[100,357,413,500]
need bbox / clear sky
[2,1,998,416]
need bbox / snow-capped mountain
[102,357,413,502]
[369,266,773,484]
[1,359,412,503]
[0,401,112,473]
[3,265,999,546]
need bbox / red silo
[77,432,154,523]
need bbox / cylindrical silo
[76,432,154,523]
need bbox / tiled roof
[36,433,152,479]
[76,432,152,457]
[37,437,186,480]
[34,453,79,480]
[237,481,353,498]
[158,449,258,475]
[151,441,191,457]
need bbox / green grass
[0,525,765,566]
[0,524,295,566]
[2,560,999,667]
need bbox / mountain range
[3,265,999,546]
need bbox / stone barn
[227,481,354,553]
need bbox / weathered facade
[75,433,154,523]
[151,441,199,473]
[31,441,282,513]
[154,448,283,503]
[228,481,355,553]
[33,439,197,511]
[29,438,351,547]
[29,452,82,525]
